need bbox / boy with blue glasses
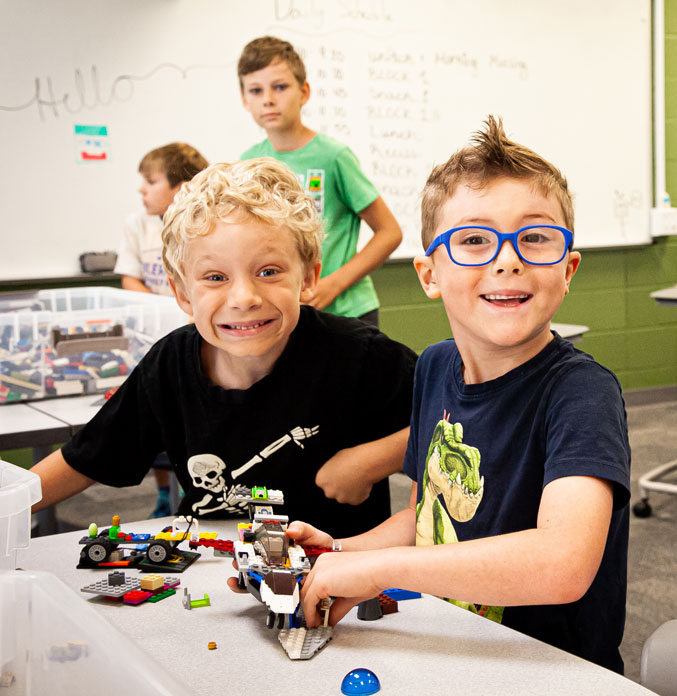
[289,117,631,673]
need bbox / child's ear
[563,251,581,295]
[168,275,193,315]
[300,81,311,107]
[300,262,321,302]
[413,255,441,300]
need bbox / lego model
[80,570,180,606]
[77,515,217,572]
[191,485,337,660]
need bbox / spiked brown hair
[420,116,574,248]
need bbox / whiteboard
[0,0,652,280]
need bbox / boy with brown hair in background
[114,142,209,516]
[238,36,401,326]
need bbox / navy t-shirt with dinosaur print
[403,332,630,674]
[63,307,417,539]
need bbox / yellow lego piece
[140,574,164,591]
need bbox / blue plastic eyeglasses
[425,225,574,267]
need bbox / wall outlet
[650,207,677,237]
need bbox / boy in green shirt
[238,36,401,324]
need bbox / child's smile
[480,291,532,308]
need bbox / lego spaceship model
[191,486,336,660]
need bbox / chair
[640,619,677,696]
[633,458,677,518]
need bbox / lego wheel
[146,540,172,564]
[277,613,285,629]
[266,611,275,629]
[85,540,112,564]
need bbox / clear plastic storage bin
[0,460,42,571]
[0,571,191,695]
[0,287,185,403]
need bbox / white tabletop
[17,518,653,696]
[27,394,102,431]
[551,323,589,343]
[650,286,677,304]
[0,402,71,449]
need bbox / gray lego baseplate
[81,577,140,598]
[278,626,334,660]
[81,575,180,598]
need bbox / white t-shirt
[114,211,173,296]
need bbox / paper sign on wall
[74,125,110,163]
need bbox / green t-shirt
[241,133,380,318]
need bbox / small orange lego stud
[207,642,217,650]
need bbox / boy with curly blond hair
[32,158,416,537]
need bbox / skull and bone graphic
[187,426,319,514]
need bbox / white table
[0,395,106,534]
[17,518,653,696]
[552,322,589,344]
[650,285,677,305]
[26,394,102,436]
[0,395,180,532]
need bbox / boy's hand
[301,550,384,627]
[285,520,334,548]
[315,449,374,505]
[304,275,343,310]
[226,559,249,594]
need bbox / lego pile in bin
[0,287,186,404]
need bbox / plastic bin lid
[0,460,42,517]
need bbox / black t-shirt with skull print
[62,307,417,537]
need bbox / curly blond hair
[421,116,574,249]
[162,158,323,280]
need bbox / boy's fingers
[286,521,334,548]
[286,520,311,539]
[226,576,249,594]
[328,596,362,626]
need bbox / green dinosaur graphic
[416,414,503,622]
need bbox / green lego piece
[251,486,268,500]
[190,593,211,609]
[147,588,177,603]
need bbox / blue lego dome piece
[341,668,381,695]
